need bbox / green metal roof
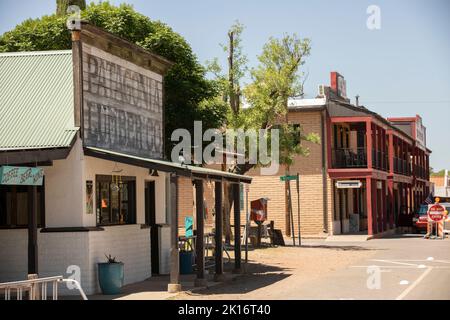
[0,50,78,151]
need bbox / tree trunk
[56,0,86,16]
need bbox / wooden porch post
[232,183,242,273]
[194,179,207,287]
[366,121,373,169]
[28,186,38,275]
[366,178,373,236]
[382,180,387,232]
[168,174,181,293]
[388,180,395,229]
[214,180,225,281]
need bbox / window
[96,175,136,226]
[0,185,45,228]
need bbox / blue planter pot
[98,262,124,295]
[179,251,194,275]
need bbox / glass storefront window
[96,175,136,226]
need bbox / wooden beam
[28,186,38,275]
[233,183,242,273]
[0,148,71,166]
[167,174,181,293]
[366,177,373,236]
[214,181,224,281]
[194,179,207,287]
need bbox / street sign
[336,180,362,189]
[280,175,298,182]
[428,204,445,222]
[0,166,43,186]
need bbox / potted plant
[98,254,124,295]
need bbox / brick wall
[177,177,216,234]
[176,110,331,238]
[242,111,329,237]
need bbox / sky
[0,0,449,170]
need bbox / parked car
[413,203,450,233]
[412,205,429,233]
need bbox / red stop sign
[428,204,445,222]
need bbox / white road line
[350,266,450,269]
[370,259,419,267]
[395,267,433,301]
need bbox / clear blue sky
[1,0,449,170]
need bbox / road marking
[351,266,450,269]
[370,259,419,267]
[395,267,433,301]
[399,280,409,285]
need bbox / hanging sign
[0,166,44,186]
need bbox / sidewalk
[63,271,240,300]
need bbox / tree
[0,2,226,157]
[56,0,86,16]
[208,24,319,240]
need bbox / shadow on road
[186,262,293,296]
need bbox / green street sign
[280,175,299,182]
[0,166,44,186]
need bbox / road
[174,235,450,300]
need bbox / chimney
[355,95,360,107]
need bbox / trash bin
[179,251,194,275]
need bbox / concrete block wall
[0,229,28,283]
[88,225,151,294]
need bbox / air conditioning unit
[318,85,325,97]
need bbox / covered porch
[83,147,252,293]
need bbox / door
[145,181,159,275]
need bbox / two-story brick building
[239,72,431,239]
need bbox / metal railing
[0,276,88,300]
[372,150,388,171]
[332,148,367,168]
[394,157,411,176]
[413,164,428,179]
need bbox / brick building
[248,72,432,238]
[178,72,432,240]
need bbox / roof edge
[0,50,72,57]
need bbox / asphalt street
[289,235,450,300]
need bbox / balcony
[332,148,367,169]
[372,149,388,171]
[394,157,411,176]
[413,165,428,179]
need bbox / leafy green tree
[0,2,226,157]
[208,24,319,240]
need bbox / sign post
[280,174,300,246]
[427,203,445,240]
[296,173,301,247]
